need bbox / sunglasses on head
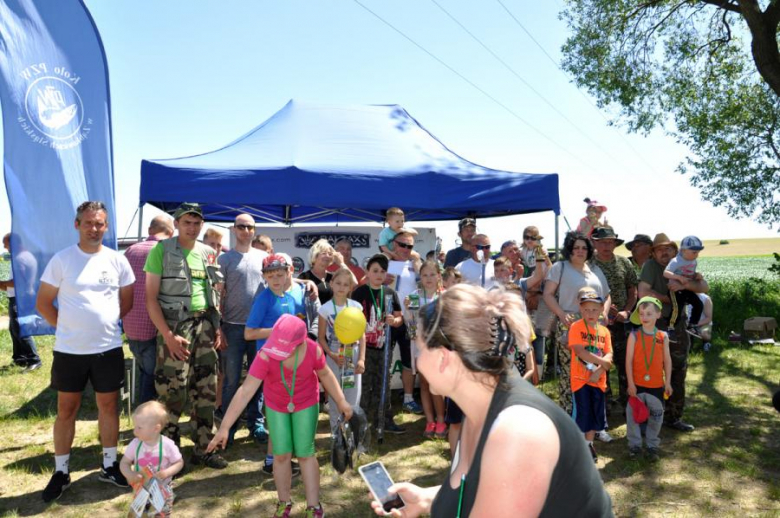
[475,244,491,250]
[395,241,414,250]
[235,224,254,231]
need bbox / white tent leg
[137,205,144,242]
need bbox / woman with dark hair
[542,232,611,414]
[370,284,613,517]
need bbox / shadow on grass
[599,342,780,515]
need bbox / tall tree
[561,0,780,225]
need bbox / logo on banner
[294,232,371,249]
[16,63,93,150]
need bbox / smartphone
[358,461,405,513]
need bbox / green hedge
[708,278,780,338]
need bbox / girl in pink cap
[576,198,608,237]
[208,314,353,518]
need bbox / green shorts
[265,403,319,457]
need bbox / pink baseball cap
[263,314,309,361]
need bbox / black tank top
[431,371,613,517]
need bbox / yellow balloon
[334,307,367,344]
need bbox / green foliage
[719,240,729,245]
[561,1,780,224]
[696,256,780,337]
[769,252,780,277]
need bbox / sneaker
[588,443,598,463]
[273,500,293,518]
[383,421,407,435]
[665,420,695,432]
[262,460,301,477]
[646,447,660,462]
[423,422,436,438]
[42,471,71,502]
[190,452,229,469]
[98,461,129,488]
[434,422,448,439]
[24,361,43,372]
[703,342,712,352]
[628,446,642,459]
[304,504,325,517]
[595,430,613,443]
[252,424,269,444]
[402,400,423,414]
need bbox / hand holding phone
[360,461,406,514]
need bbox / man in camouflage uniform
[590,227,637,411]
[638,233,707,432]
[144,203,228,468]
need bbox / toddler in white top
[120,401,183,517]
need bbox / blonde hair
[253,234,273,252]
[419,284,530,380]
[493,256,511,269]
[419,260,442,291]
[385,207,404,219]
[132,401,169,427]
[442,266,463,284]
[204,228,222,240]
[309,238,335,265]
[329,266,358,289]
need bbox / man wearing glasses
[455,234,498,290]
[216,213,269,445]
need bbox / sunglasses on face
[523,235,538,241]
[475,244,491,250]
[395,241,414,250]
[235,224,254,231]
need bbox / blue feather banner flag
[0,0,116,336]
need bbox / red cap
[263,314,309,361]
[628,396,649,424]
[262,253,290,272]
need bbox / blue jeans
[9,297,39,366]
[221,322,264,432]
[128,338,157,404]
[531,330,545,367]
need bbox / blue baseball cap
[680,236,704,251]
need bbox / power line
[496,0,658,174]
[351,0,600,173]
[428,0,624,167]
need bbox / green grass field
[0,251,778,517]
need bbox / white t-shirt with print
[40,244,135,354]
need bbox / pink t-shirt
[123,436,182,484]
[248,338,327,413]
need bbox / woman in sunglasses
[370,284,613,517]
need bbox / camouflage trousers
[607,323,629,406]
[661,316,690,424]
[555,320,574,415]
[155,315,218,456]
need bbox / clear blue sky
[1,0,776,249]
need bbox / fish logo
[24,76,84,141]
[36,86,77,130]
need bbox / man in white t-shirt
[385,229,423,414]
[36,201,135,503]
[456,234,498,290]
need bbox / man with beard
[638,233,707,432]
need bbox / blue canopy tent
[139,100,560,229]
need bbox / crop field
[697,256,776,282]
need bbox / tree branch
[699,0,741,14]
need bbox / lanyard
[584,321,599,348]
[280,346,300,410]
[134,437,163,472]
[456,473,466,518]
[639,327,658,374]
[368,286,384,321]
